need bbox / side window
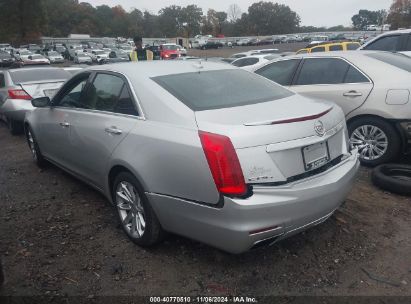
[295,58,349,85]
[296,49,308,54]
[347,43,360,50]
[344,66,369,83]
[0,74,5,88]
[83,73,124,111]
[57,74,90,108]
[364,35,401,51]
[232,58,258,67]
[256,59,300,86]
[311,46,326,53]
[329,45,343,51]
[114,86,139,116]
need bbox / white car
[231,54,282,71]
[74,53,92,64]
[22,54,50,66]
[251,51,411,165]
[45,51,64,64]
[359,29,411,57]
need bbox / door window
[364,35,401,51]
[329,44,343,51]
[57,74,90,108]
[0,74,5,88]
[114,86,139,116]
[255,59,300,86]
[83,73,124,111]
[406,35,411,51]
[344,66,369,83]
[295,58,349,85]
[311,46,326,52]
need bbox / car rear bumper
[148,151,360,254]
[0,99,34,121]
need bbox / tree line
[0,0,409,45]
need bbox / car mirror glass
[31,97,51,108]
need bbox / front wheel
[26,126,47,167]
[113,172,164,247]
[348,118,401,166]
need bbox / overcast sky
[86,0,392,27]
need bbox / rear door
[64,72,139,188]
[290,57,373,116]
[400,34,411,57]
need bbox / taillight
[199,131,247,197]
[8,89,31,100]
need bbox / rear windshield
[366,52,411,72]
[152,69,294,111]
[9,69,71,83]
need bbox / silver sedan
[25,61,359,253]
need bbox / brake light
[8,89,31,100]
[199,131,247,196]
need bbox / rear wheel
[113,172,164,247]
[348,117,400,166]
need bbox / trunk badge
[314,120,325,137]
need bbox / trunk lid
[195,95,348,184]
[20,81,65,99]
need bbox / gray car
[0,67,71,134]
[25,62,359,254]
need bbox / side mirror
[31,97,51,108]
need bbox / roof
[88,60,235,79]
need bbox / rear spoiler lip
[244,107,333,126]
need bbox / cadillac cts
[25,61,359,253]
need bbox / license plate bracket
[302,141,330,171]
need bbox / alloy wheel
[350,125,388,161]
[116,181,146,238]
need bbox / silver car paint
[26,61,359,253]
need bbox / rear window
[9,69,71,83]
[152,69,294,111]
[366,52,411,73]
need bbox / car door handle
[105,127,123,135]
[343,91,363,97]
[59,122,70,127]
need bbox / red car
[160,44,180,60]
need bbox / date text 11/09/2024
[149,296,258,303]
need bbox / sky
[86,0,393,27]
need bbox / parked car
[0,51,15,67]
[26,44,42,54]
[160,44,180,60]
[89,50,109,63]
[54,45,67,55]
[177,45,187,56]
[74,53,92,64]
[231,54,281,71]
[251,51,411,165]
[297,41,361,54]
[200,41,223,50]
[0,43,11,51]
[0,67,71,134]
[21,54,50,66]
[45,51,65,64]
[13,49,32,61]
[147,45,161,60]
[359,29,411,57]
[236,38,251,46]
[24,61,359,253]
[103,50,129,63]
[68,45,84,60]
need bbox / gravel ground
[0,118,410,299]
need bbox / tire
[112,172,164,247]
[25,126,47,167]
[348,117,400,167]
[372,164,411,196]
[7,118,23,135]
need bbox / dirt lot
[0,121,410,299]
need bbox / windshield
[152,69,294,111]
[31,55,44,59]
[10,68,71,83]
[48,51,59,56]
[366,52,411,73]
[163,45,179,50]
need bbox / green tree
[387,0,411,29]
[351,9,387,30]
[247,1,300,35]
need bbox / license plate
[302,141,330,171]
[43,89,58,98]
